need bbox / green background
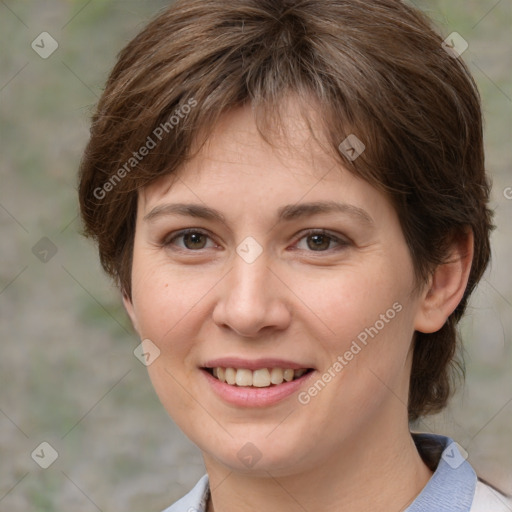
[1,1,510,510]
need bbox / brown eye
[306,234,333,251]
[182,232,208,250]
[164,230,216,251]
[294,230,349,253]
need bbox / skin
[123,99,473,512]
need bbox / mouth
[202,367,314,388]
[200,358,316,407]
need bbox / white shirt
[471,480,512,511]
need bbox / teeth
[252,369,271,387]
[225,367,236,385]
[283,369,294,382]
[210,367,309,387]
[235,369,253,386]
[270,368,284,384]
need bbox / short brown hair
[78,0,493,420]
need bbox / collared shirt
[162,434,511,512]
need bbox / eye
[294,230,349,252]
[164,229,217,251]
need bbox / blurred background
[0,0,510,510]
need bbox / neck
[204,414,432,512]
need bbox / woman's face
[124,101,428,476]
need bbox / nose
[212,254,292,338]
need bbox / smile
[205,367,312,387]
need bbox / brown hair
[78,0,493,420]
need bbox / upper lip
[202,358,315,371]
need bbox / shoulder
[409,433,512,512]
[161,474,210,512]
[470,479,512,512]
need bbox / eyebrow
[143,201,374,225]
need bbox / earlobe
[122,291,141,336]
[414,230,474,334]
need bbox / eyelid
[292,229,351,249]
[162,228,219,249]
[161,228,351,253]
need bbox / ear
[122,291,141,336]
[414,229,474,333]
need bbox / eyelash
[162,228,350,254]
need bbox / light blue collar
[163,433,477,512]
[406,433,476,511]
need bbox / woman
[78,0,510,510]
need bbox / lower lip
[201,369,315,407]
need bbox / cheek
[129,259,222,404]
[298,262,415,395]
[130,265,211,417]
[130,256,217,347]
[300,265,406,344]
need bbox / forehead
[135,100,407,263]
[140,100,353,208]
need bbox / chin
[195,423,323,477]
